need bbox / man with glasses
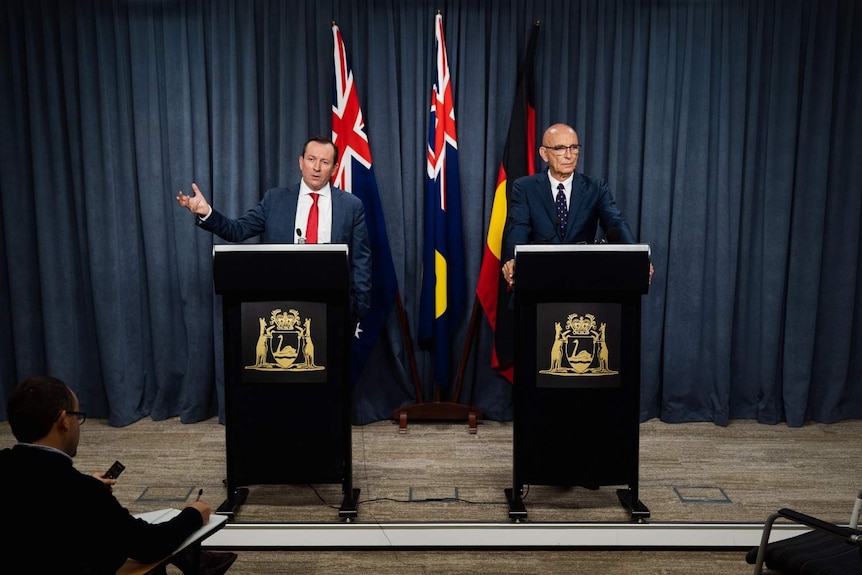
[502,123,641,286]
[0,375,234,574]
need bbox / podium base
[392,402,483,434]
[339,488,361,521]
[216,486,249,519]
[504,486,650,522]
[217,486,361,521]
[617,487,651,521]
[505,487,528,521]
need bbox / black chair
[746,490,862,574]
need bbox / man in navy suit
[177,136,372,321]
[1,375,232,574]
[502,123,647,287]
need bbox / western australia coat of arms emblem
[539,313,617,377]
[246,307,323,372]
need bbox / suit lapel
[564,174,587,242]
[286,187,300,243]
[330,189,347,243]
[536,176,557,226]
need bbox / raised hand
[176,182,211,217]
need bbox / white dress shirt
[547,172,574,207]
[295,180,333,243]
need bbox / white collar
[547,172,574,191]
[299,179,332,198]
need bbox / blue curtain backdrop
[1,0,859,427]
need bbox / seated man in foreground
[0,375,235,574]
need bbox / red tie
[306,193,319,244]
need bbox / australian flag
[419,13,466,389]
[331,23,399,386]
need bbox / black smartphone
[104,460,125,480]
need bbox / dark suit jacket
[198,184,373,319]
[503,171,635,261]
[0,445,203,574]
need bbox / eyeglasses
[66,411,87,424]
[542,144,582,156]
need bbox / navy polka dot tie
[555,183,568,239]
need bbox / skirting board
[203,522,811,549]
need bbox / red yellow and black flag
[475,21,540,383]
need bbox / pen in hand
[195,488,203,502]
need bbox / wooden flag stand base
[392,298,486,434]
[392,400,483,434]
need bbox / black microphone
[606,227,621,244]
[296,228,306,244]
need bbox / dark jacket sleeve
[75,473,204,572]
[197,195,269,242]
[593,177,636,243]
[123,507,205,563]
[503,175,533,261]
[348,197,372,319]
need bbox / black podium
[212,244,358,519]
[505,244,651,521]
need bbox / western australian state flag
[476,22,540,383]
[419,13,465,389]
[331,23,398,386]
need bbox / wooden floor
[213,548,763,574]
[2,416,859,574]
